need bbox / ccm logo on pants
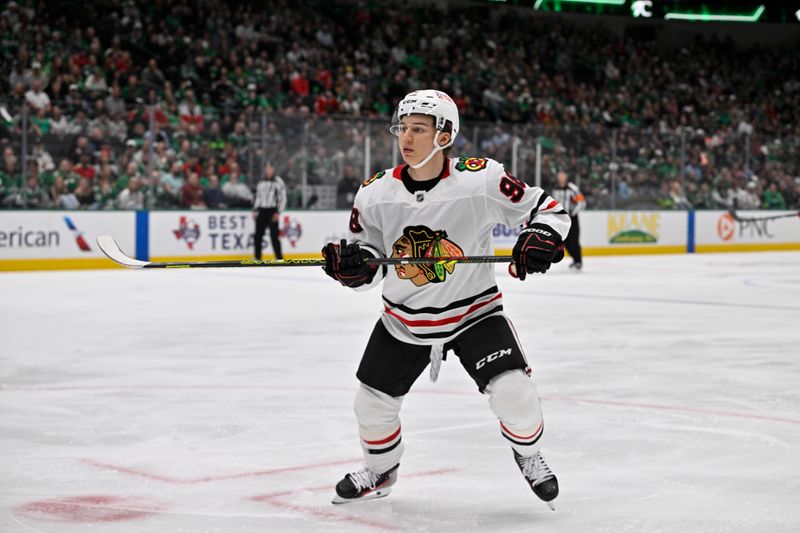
[475,348,512,369]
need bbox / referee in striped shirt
[552,170,586,270]
[253,162,287,260]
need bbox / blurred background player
[552,170,586,270]
[253,162,286,260]
[321,89,570,509]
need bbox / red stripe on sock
[500,421,543,441]
[363,426,401,445]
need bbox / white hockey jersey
[348,157,571,346]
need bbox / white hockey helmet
[391,89,460,168]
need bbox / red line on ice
[251,467,459,500]
[261,498,400,531]
[82,457,363,484]
[250,467,458,531]
[13,495,166,523]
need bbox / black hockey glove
[322,239,379,288]
[511,223,564,280]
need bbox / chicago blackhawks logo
[391,225,463,287]
[362,170,385,187]
[455,157,488,172]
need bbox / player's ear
[437,131,451,146]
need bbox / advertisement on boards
[493,211,687,253]
[695,210,800,251]
[0,211,135,260]
[148,210,351,258]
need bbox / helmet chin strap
[409,135,450,170]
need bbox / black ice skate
[513,450,559,510]
[331,464,399,504]
[569,261,582,271]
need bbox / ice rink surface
[1,252,799,533]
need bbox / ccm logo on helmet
[475,348,512,369]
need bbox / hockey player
[321,90,570,509]
[551,170,586,270]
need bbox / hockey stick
[97,235,513,270]
[727,208,800,223]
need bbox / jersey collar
[392,158,451,180]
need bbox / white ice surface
[1,252,799,533]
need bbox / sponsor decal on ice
[607,213,660,244]
[173,216,201,250]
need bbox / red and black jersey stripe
[382,286,499,315]
[526,190,568,226]
[383,286,504,340]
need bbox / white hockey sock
[354,383,405,473]
[486,370,545,456]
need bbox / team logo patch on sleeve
[362,170,385,187]
[391,226,463,286]
[455,157,488,172]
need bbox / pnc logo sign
[716,212,775,242]
[717,213,735,241]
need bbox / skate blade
[546,500,556,511]
[331,487,392,505]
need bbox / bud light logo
[493,224,523,244]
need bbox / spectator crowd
[0,0,798,210]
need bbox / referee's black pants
[254,208,283,260]
[565,215,582,264]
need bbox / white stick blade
[96,235,149,268]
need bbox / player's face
[396,115,437,166]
